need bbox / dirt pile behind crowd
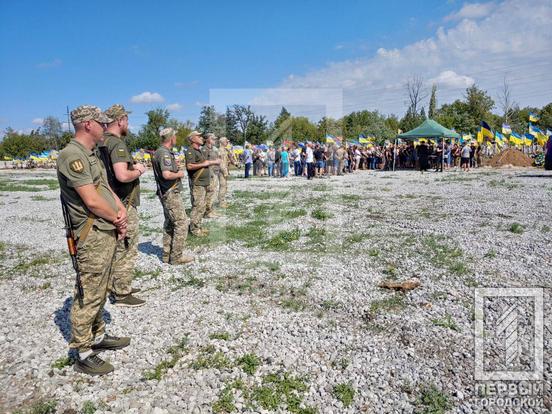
[485,148,533,167]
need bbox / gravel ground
[0,167,551,414]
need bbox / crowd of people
[238,140,504,177]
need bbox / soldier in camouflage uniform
[152,128,194,265]
[186,131,220,236]
[217,137,235,208]
[202,133,220,218]
[100,104,145,307]
[57,105,131,376]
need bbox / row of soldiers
[56,104,234,375]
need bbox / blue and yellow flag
[462,133,472,143]
[501,123,511,134]
[510,132,523,146]
[480,121,494,140]
[529,112,540,122]
[325,134,335,144]
[524,133,534,146]
[477,129,484,143]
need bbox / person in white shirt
[306,143,315,180]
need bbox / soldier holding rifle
[152,128,194,265]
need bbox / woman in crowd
[280,146,290,177]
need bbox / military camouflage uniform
[218,143,232,206]
[202,144,219,215]
[153,146,189,263]
[57,116,118,354]
[100,125,140,299]
[186,146,210,234]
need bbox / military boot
[92,334,131,351]
[74,354,114,376]
[113,294,146,307]
[170,254,195,265]
[131,287,141,294]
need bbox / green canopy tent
[394,119,461,171]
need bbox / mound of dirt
[486,148,533,168]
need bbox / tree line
[2,82,551,159]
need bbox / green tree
[428,84,437,119]
[247,114,269,144]
[0,130,48,158]
[290,116,318,142]
[465,84,494,125]
[272,107,292,143]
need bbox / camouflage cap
[105,104,132,121]
[219,136,228,143]
[159,127,176,139]
[187,130,202,140]
[204,132,217,140]
[70,105,112,125]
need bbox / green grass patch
[333,383,355,408]
[0,178,58,192]
[312,184,329,192]
[369,294,406,316]
[416,384,452,414]
[264,228,301,251]
[190,345,232,370]
[31,195,55,201]
[431,314,460,332]
[81,401,97,414]
[51,355,74,369]
[509,222,524,234]
[143,335,189,381]
[234,190,290,200]
[169,275,205,290]
[209,331,231,341]
[311,208,333,221]
[236,353,261,375]
[422,235,468,276]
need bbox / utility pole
[66,106,72,134]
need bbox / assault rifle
[60,195,84,308]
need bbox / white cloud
[445,2,495,21]
[256,0,552,119]
[166,103,183,111]
[62,122,70,131]
[429,70,474,88]
[36,58,62,69]
[32,118,44,125]
[130,91,165,104]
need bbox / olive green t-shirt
[186,146,210,186]
[153,146,184,194]
[57,139,117,238]
[102,132,140,207]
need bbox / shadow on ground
[54,297,111,343]
[138,241,163,260]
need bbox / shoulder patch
[69,159,85,173]
[117,148,126,156]
[163,155,172,167]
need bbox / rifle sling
[78,183,101,244]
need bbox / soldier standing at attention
[57,105,130,375]
[101,104,145,307]
[217,137,234,208]
[202,133,220,218]
[152,128,194,265]
[186,131,220,236]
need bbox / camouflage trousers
[110,205,138,299]
[70,228,117,352]
[190,185,207,234]
[205,173,219,214]
[161,191,189,263]
[218,173,228,205]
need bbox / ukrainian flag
[462,133,472,142]
[477,129,484,144]
[495,131,505,147]
[325,134,335,144]
[480,121,494,140]
[524,133,534,146]
[510,132,523,146]
[529,124,542,136]
[529,112,540,122]
[501,123,511,134]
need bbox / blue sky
[1,0,551,134]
